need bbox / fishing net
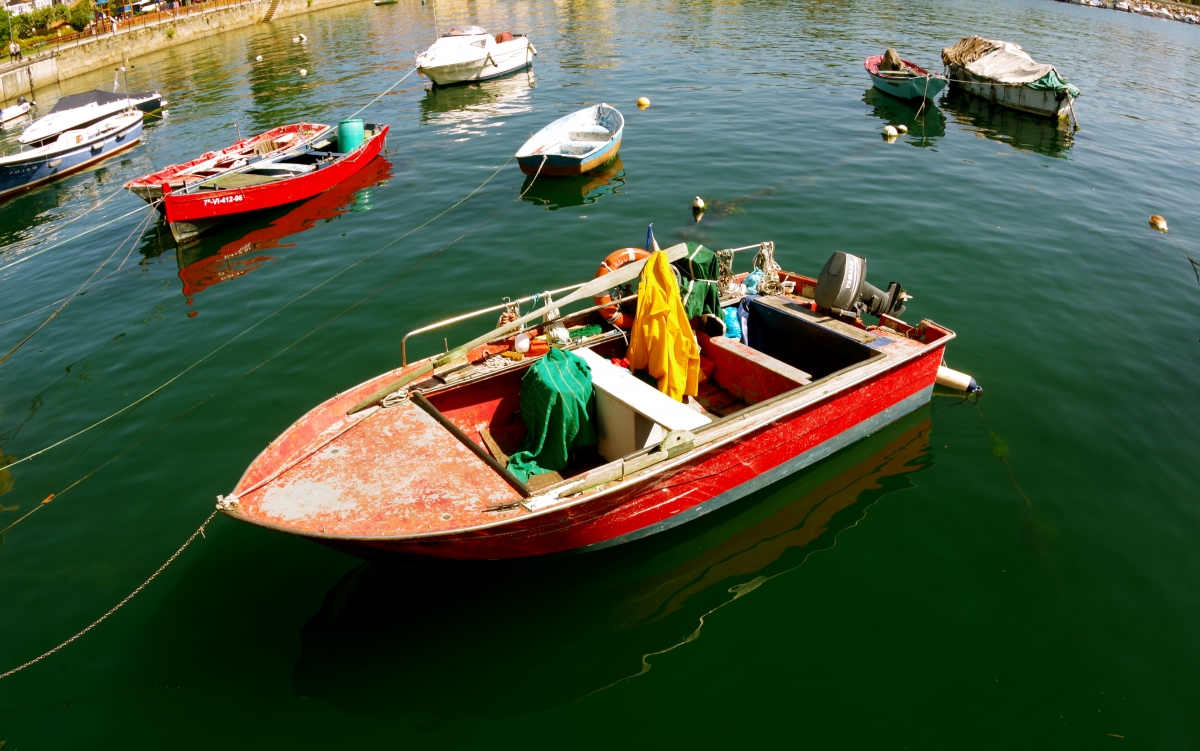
[506,348,598,482]
[941,36,1001,68]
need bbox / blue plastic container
[337,119,365,152]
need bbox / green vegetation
[1,0,95,42]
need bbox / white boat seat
[568,129,612,142]
[576,347,710,462]
[253,162,317,174]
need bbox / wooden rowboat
[125,122,331,205]
[516,104,623,177]
[864,55,948,100]
[151,123,388,243]
[217,243,965,560]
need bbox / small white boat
[515,104,624,177]
[416,26,536,87]
[1,97,33,128]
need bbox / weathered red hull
[223,300,952,560]
[162,125,389,240]
[324,343,941,560]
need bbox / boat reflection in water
[940,88,1072,158]
[862,86,946,148]
[520,155,626,210]
[418,71,534,138]
[175,156,391,301]
[292,410,934,720]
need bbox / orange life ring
[593,247,650,328]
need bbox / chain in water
[0,510,218,681]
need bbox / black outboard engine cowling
[814,251,909,320]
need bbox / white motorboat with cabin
[415,26,536,86]
[20,89,161,148]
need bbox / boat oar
[347,242,690,414]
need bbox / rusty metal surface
[236,398,524,537]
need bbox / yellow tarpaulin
[628,250,701,401]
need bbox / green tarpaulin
[672,242,722,320]
[506,347,598,482]
[1028,69,1081,99]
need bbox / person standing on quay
[8,40,21,63]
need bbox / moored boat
[941,36,1080,121]
[864,52,948,100]
[0,110,143,201]
[145,120,388,243]
[217,241,973,560]
[1,97,33,128]
[124,122,332,204]
[20,89,161,148]
[416,26,536,86]
[515,104,624,177]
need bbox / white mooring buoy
[1149,214,1168,232]
[896,124,909,134]
[692,196,705,210]
[299,68,307,76]
[255,54,263,61]
[882,125,898,141]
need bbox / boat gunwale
[863,54,943,80]
[515,104,624,162]
[124,122,332,190]
[161,125,389,221]
[221,317,954,542]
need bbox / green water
[2,0,1199,745]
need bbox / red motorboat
[125,122,331,204]
[217,243,977,560]
[142,121,387,242]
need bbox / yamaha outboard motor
[814,251,909,319]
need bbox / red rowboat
[217,243,969,560]
[125,122,331,204]
[146,122,387,242]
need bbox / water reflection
[941,88,1072,158]
[293,410,934,720]
[418,72,535,137]
[173,155,391,302]
[520,156,626,210]
[862,87,946,148]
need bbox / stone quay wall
[1,0,366,103]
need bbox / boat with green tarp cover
[217,236,977,560]
[941,36,1080,121]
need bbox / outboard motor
[814,251,910,319]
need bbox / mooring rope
[0,204,158,366]
[0,183,127,254]
[0,66,416,280]
[0,510,218,681]
[345,66,418,120]
[2,153,548,540]
[2,158,515,474]
[0,203,152,275]
[0,151,554,681]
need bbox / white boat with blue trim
[0,109,143,201]
[515,104,624,177]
